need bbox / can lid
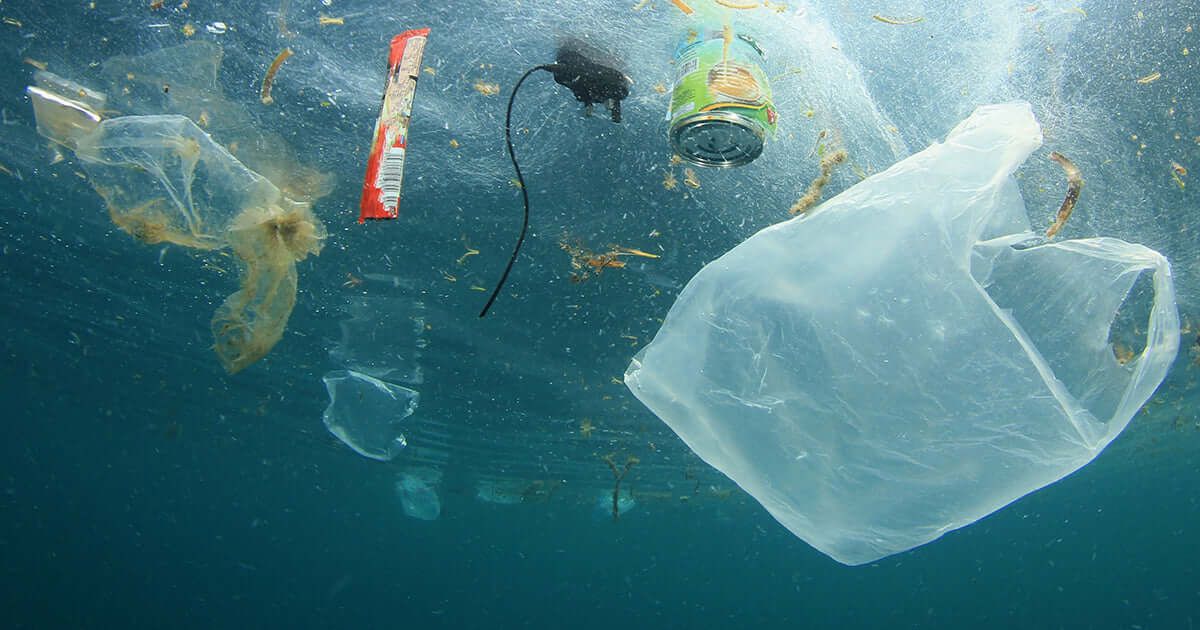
[670,112,766,168]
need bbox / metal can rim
[669,111,767,168]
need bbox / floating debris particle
[1136,71,1161,84]
[683,167,700,189]
[1172,162,1187,190]
[1045,151,1082,237]
[276,0,296,38]
[456,237,479,265]
[790,149,848,215]
[318,15,344,25]
[181,22,196,36]
[669,0,695,15]
[807,129,827,158]
[205,21,227,34]
[473,80,500,95]
[260,47,294,105]
[615,246,659,259]
[560,237,657,283]
[663,171,677,190]
[602,452,639,521]
[872,14,924,25]
[716,0,760,8]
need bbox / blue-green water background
[2,0,1199,628]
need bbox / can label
[668,30,777,167]
[359,28,430,222]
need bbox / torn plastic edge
[27,85,102,123]
[358,28,430,223]
[26,78,105,149]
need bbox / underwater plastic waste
[593,491,636,521]
[475,479,526,505]
[73,115,327,373]
[396,468,442,520]
[322,370,418,462]
[28,68,328,374]
[328,296,426,386]
[625,103,1180,565]
[26,71,106,150]
[359,29,430,222]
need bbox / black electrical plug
[550,48,629,123]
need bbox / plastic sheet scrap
[625,103,1180,565]
[322,295,427,460]
[396,468,442,520]
[322,370,418,462]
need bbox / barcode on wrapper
[376,145,407,214]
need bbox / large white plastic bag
[624,103,1180,566]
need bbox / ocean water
[2,0,1198,628]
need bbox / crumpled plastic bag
[322,369,418,462]
[73,114,326,374]
[624,103,1180,565]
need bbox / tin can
[359,28,430,222]
[667,30,776,168]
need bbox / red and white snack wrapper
[359,28,430,222]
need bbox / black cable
[478,64,560,318]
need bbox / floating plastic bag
[624,103,1180,566]
[396,468,442,521]
[321,295,426,460]
[323,370,418,462]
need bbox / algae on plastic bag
[74,113,326,373]
[625,103,1180,565]
[212,200,326,373]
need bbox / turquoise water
[2,0,1198,628]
